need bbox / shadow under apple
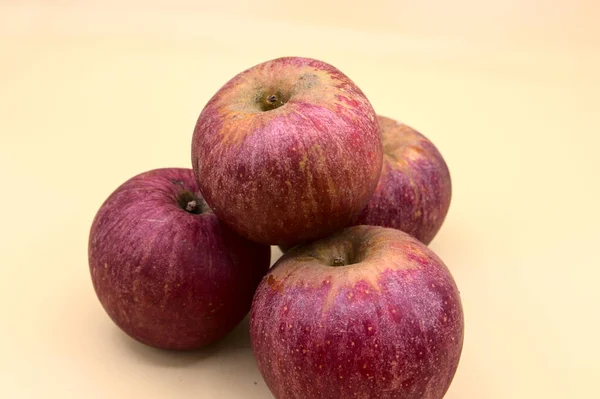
[115,314,254,368]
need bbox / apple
[354,115,452,245]
[277,116,451,254]
[88,168,270,350]
[251,225,463,399]
[192,56,382,246]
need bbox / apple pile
[89,57,463,398]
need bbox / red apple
[251,225,463,399]
[88,168,270,350]
[354,116,452,245]
[192,56,382,246]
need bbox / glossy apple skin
[354,116,451,245]
[88,168,270,350]
[251,225,463,399]
[192,56,382,246]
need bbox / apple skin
[192,56,382,246]
[251,225,463,399]
[354,115,452,245]
[88,168,270,350]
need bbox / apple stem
[186,200,198,212]
[177,190,206,214]
[258,91,288,111]
[332,256,346,267]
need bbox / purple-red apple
[88,168,270,350]
[192,56,382,246]
[354,115,452,245]
[251,225,463,399]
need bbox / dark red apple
[251,225,463,399]
[192,56,382,246]
[354,115,452,245]
[88,168,270,350]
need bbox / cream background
[1,1,599,398]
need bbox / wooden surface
[1,1,599,398]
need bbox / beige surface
[1,1,599,398]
